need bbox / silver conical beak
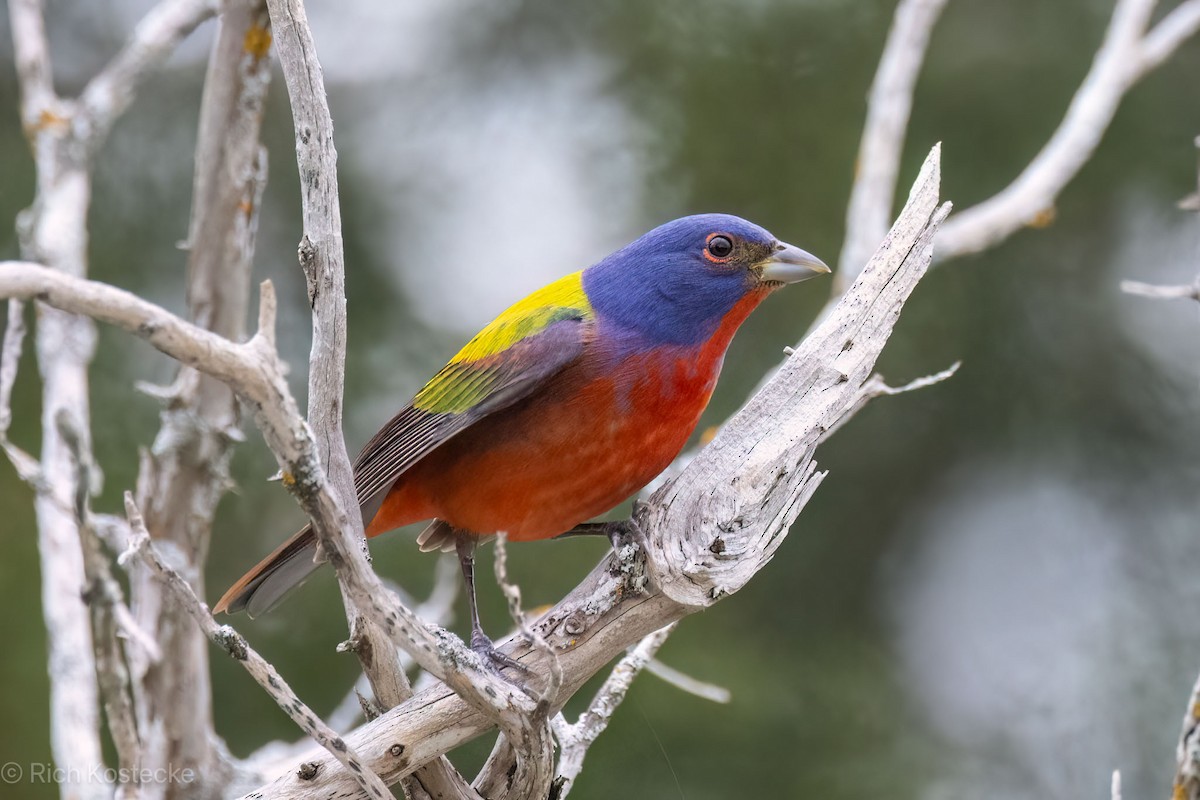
[760,241,831,284]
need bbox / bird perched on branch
[214,213,829,667]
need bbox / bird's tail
[213,525,321,617]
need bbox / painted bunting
[214,214,829,665]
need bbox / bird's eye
[706,234,734,260]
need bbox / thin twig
[1120,279,1200,301]
[59,413,142,800]
[864,360,962,397]
[120,493,393,800]
[643,658,731,704]
[494,533,563,703]
[552,624,678,799]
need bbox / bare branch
[552,624,677,799]
[1120,278,1200,301]
[261,0,410,730]
[9,0,230,789]
[260,8,549,792]
[125,4,271,795]
[56,412,142,800]
[643,658,731,705]
[0,263,271,393]
[1173,668,1200,800]
[0,298,43,487]
[837,0,948,290]
[0,299,25,437]
[77,0,217,153]
[121,493,392,800]
[2,129,945,798]
[864,360,962,398]
[238,144,947,800]
[9,0,57,128]
[1137,0,1200,72]
[262,0,357,518]
[470,534,563,798]
[937,0,1200,259]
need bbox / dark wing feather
[350,318,587,519]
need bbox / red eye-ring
[705,233,734,262]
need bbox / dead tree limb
[7,1,214,796]
[232,144,949,800]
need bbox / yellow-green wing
[351,271,594,512]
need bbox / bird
[213,213,829,667]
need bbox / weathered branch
[469,534,562,799]
[837,0,948,290]
[552,624,677,799]
[59,412,143,800]
[11,0,105,790]
[9,0,222,794]
[124,4,271,797]
[234,144,947,800]
[1121,278,1200,302]
[120,493,392,800]
[1,135,947,796]
[76,0,216,154]
[262,4,552,796]
[643,656,731,704]
[836,0,1200,295]
[936,0,1200,259]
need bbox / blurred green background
[3,0,1200,797]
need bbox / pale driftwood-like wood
[120,494,392,800]
[836,0,1200,299]
[837,0,947,290]
[552,624,678,799]
[128,4,271,798]
[263,3,498,796]
[9,1,215,796]
[936,0,1200,259]
[236,145,948,800]
[0,144,946,798]
[0,134,944,800]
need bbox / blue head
[582,213,829,346]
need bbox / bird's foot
[603,518,644,551]
[471,629,529,676]
[554,518,646,551]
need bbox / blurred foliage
[3,0,1200,798]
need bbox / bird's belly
[387,353,718,541]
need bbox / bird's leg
[554,522,609,539]
[454,531,527,674]
[556,519,645,552]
